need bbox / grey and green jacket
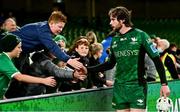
[31,52,74,79]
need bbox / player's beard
[112,24,122,33]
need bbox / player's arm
[88,51,116,73]
[141,32,170,97]
[152,56,167,85]
[151,55,170,98]
[141,32,167,85]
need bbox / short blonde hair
[86,31,97,44]
[90,43,103,55]
[48,11,67,23]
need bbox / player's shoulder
[133,28,149,37]
[133,28,146,33]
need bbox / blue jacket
[11,21,70,62]
[99,36,112,63]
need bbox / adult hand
[160,85,170,98]
[43,76,56,87]
[67,58,83,70]
[78,65,87,75]
[178,74,180,79]
[106,80,114,86]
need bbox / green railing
[0,80,179,111]
[0,87,113,111]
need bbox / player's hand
[178,74,180,79]
[73,70,87,81]
[106,80,114,87]
[78,65,87,75]
[67,58,83,70]
[42,76,56,87]
[160,85,170,98]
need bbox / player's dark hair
[108,6,133,27]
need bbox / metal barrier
[0,80,179,111]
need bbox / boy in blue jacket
[5,11,86,98]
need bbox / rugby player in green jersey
[88,6,170,112]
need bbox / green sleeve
[141,32,159,58]
[1,59,20,79]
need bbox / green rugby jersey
[0,53,20,98]
[110,28,159,85]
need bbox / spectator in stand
[2,18,18,32]
[53,34,68,69]
[168,43,177,56]
[150,34,161,47]
[0,34,56,99]
[176,49,180,76]
[156,39,179,81]
[10,11,83,73]
[86,31,97,44]
[168,43,180,75]
[89,42,113,88]
[65,37,91,91]
[5,11,85,98]
[53,34,67,52]
[1,17,18,39]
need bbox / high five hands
[73,65,87,81]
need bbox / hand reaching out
[73,70,87,81]
[106,80,114,87]
[78,65,87,75]
[42,76,56,87]
[67,58,83,70]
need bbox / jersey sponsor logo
[112,102,116,106]
[130,37,138,44]
[114,50,139,57]
[131,37,137,42]
[150,44,158,53]
[120,38,127,41]
[137,99,144,106]
[112,41,117,48]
